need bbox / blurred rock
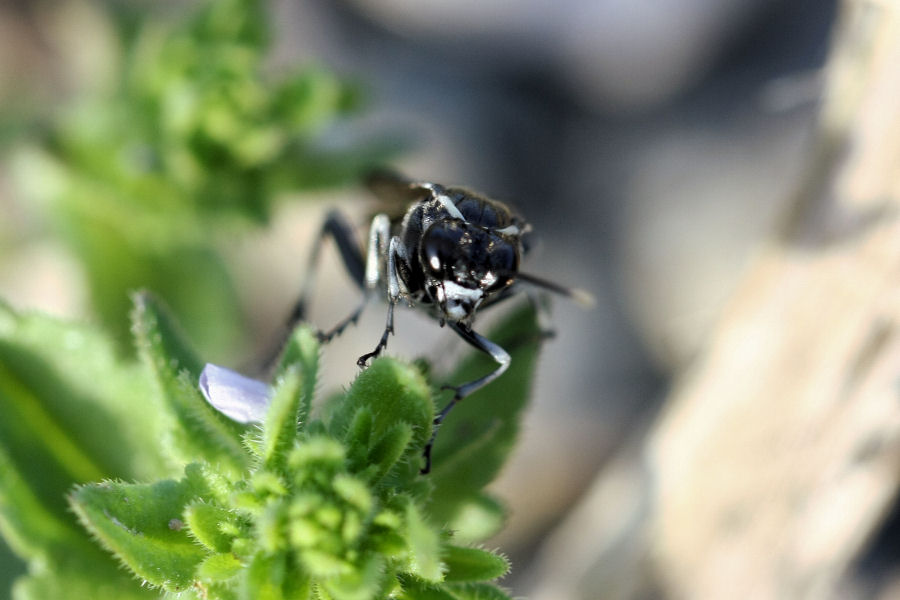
[524,3,900,598]
[340,0,770,112]
[557,0,774,111]
[618,103,816,369]
[344,0,776,111]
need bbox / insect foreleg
[365,214,391,290]
[356,235,405,367]
[422,323,511,473]
[444,323,511,399]
[287,210,366,329]
[309,213,393,344]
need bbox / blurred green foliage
[0,2,544,597]
[0,292,540,598]
[0,297,176,600]
[9,0,389,354]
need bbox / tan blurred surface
[529,1,900,598]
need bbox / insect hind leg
[261,211,384,372]
[289,210,366,325]
[313,213,391,344]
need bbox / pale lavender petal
[199,363,271,424]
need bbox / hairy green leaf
[69,467,211,592]
[368,422,415,483]
[442,546,509,583]
[262,367,304,469]
[0,446,88,562]
[241,551,310,600]
[132,292,250,474]
[396,576,457,600]
[443,494,506,544]
[398,578,513,600]
[445,582,513,600]
[275,325,320,429]
[130,290,204,377]
[0,301,168,500]
[196,552,243,582]
[12,566,159,600]
[405,503,443,583]
[331,357,433,460]
[263,326,319,469]
[318,555,387,600]
[0,300,172,586]
[184,501,237,553]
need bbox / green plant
[0,1,542,596]
[0,291,541,599]
[8,0,389,355]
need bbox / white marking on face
[429,254,441,271]
[440,280,484,321]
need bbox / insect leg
[315,213,390,343]
[261,211,376,372]
[356,235,404,367]
[288,210,365,329]
[422,323,511,473]
[365,214,391,290]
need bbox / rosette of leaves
[0,291,542,599]
[10,0,390,352]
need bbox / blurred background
[0,0,848,597]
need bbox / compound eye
[486,241,519,290]
[422,221,465,278]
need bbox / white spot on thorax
[495,225,520,236]
[421,184,465,221]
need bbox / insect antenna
[517,272,595,308]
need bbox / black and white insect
[287,170,591,472]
